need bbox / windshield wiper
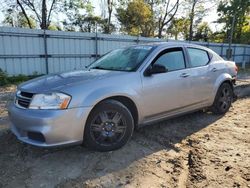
[90,66,131,72]
[90,66,107,70]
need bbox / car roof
[137,41,215,54]
[137,41,206,49]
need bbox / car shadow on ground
[0,109,224,187]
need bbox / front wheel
[211,83,233,115]
[84,100,134,152]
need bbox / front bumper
[8,103,92,147]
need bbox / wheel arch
[213,73,234,96]
[212,73,234,103]
[88,95,139,127]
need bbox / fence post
[220,43,224,58]
[243,45,246,61]
[95,23,98,60]
[43,29,49,74]
[233,45,236,61]
[242,45,246,69]
[136,35,140,44]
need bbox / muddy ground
[0,81,250,188]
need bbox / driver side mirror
[144,64,167,76]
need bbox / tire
[84,99,134,152]
[211,82,233,115]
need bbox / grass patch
[0,69,42,86]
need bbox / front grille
[15,91,34,109]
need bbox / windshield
[88,46,154,71]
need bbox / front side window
[187,48,210,67]
[154,48,186,71]
[89,46,154,71]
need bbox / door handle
[180,73,190,78]
[211,67,217,72]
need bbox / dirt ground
[0,81,250,188]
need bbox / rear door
[184,47,215,105]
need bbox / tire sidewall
[84,100,134,152]
[212,83,233,114]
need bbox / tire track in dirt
[0,83,249,188]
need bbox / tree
[99,0,116,34]
[167,18,190,40]
[184,0,214,41]
[240,16,250,44]
[217,0,250,43]
[193,22,212,42]
[107,0,115,33]
[62,0,90,31]
[62,0,109,33]
[155,0,180,38]
[116,0,154,37]
[48,23,62,30]
[210,31,225,43]
[3,11,36,29]
[16,0,58,29]
[99,18,116,33]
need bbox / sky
[0,0,222,32]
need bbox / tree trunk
[41,0,47,29]
[107,0,113,34]
[188,0,196,41]
[158,20,163,38]
[175,33,178,40]
[158,29,162,38]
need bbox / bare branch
[47,0,56,26]
[163,0,179,26]
[157,0,180,38]
[17,0,32,28]
[22,0,42,24]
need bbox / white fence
[0,27,249,75]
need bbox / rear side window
[154,48,185,71]
[187,48,210,67]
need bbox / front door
[141,47,192,121]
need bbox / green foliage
[0,69,9,86]
[0,0,250,44]
[240,16,250,44]
[62,0,95,31]
[48,24,62,31]
[193,22,213,42]
[80,16,102,33]
[3,11,36,29]
[167,18,190,40]
[217,0,250,43]
[0,69,42,86]
[116,0,154,37]
[210,31,226,43]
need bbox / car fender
[212,73,233,99]
[83,86,139,106]
[79,86,143,120]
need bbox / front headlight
[29,92,71,110]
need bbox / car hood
[18,69,127,93]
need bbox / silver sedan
[8,42,238,151]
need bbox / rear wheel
[84,99,134,151]
[211,82,233,114]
